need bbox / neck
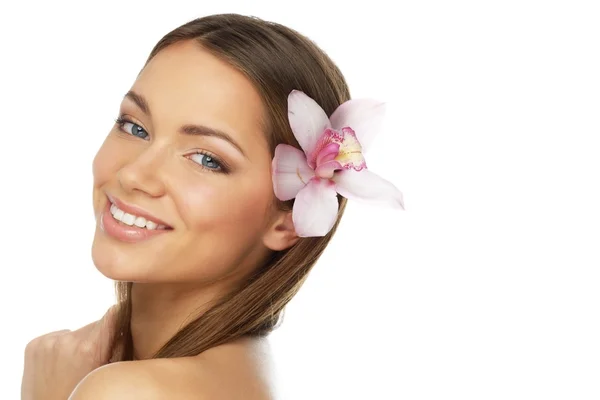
[129,280,226,359]
[126,246,271,360]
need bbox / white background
[1,1,599,399]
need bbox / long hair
[110,13,351,361]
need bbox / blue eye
[190,152,223,171]
[115,117,149,140]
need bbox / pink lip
[100,201,172,243]
[106,194,172,229]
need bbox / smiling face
[92,40,296,285]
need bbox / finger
[78,305,118,339]
[91,305,120,362]
[73,321,98,337]
[24,329,71,360]
[40,329,72,337]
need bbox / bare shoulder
[69,336,276,400]
[197,335,277,397]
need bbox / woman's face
[91,40,294,285]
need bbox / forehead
[132,40,267,150]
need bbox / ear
[263,209,300,251]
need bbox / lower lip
[100,201,172,243]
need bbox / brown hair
[110,13,351,361]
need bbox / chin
[92,240,140,282]
[91,226,161,282]
[90,204,182,282]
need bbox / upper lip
[107,194,173,229]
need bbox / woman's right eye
[115,117,149,140]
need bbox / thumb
[91,304,120,363]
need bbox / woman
[21,13,403,399]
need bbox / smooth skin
[22,40,299,399]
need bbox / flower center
[310,127,367,179]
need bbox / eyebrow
[179,124,246,157]
[124,91,152,117]
[123,90,247,158]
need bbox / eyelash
[189,150,229,174]
[113,115,229,174]
[114,115,150,141]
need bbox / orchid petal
[292,178,339,237]
[308,128,342,168]
[329,99,386,153]
[335,127,366,171]
[333,169,405,209]
[272,144,314,201]
[316,142,340,167]
[315,160,342,179]
[288,90,331,157]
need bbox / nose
[117,145,167,198]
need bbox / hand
[21,305,119,400]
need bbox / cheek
[92,135,119,185]
[176,173,273,234]
[92,137,114,212]
[92,135,132,213]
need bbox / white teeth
[109,202,165,230]
[146,220,158,230]
[134,216,147,228]
[122,213,136,225]
[114,209,124,220]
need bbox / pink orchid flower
[271,90,405,237]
